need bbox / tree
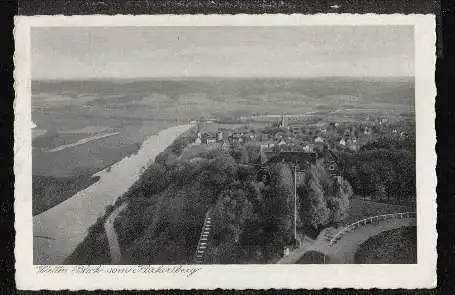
[297,164,330,235]
[138,163,169,197]
[208,186,256,263]
[357,162,379,198]
[327,178,352,224]
[230,145,249,164]
[266,163,294,233]
[155,151,178,167]
[213,188,254,243]
[245,145,260,164]
[200,151,238,188]
[340,141,415,205]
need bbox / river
[33,124,193,264]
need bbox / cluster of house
[278,114,360,152]
[366,116,389,125]
[192,122,342,154]
[285,121,361,152]
[189,120,347,184]
[192,113,411,156]
[193,128,257,146]
[286,118,410,152]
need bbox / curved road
[279,217,416,264]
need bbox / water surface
[33,124,192,264]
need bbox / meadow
[345,196,415,225]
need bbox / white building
[302,144,312,152]
[314,136,324,143]
[260,141,275,149]
[379,118,388,125]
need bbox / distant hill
[32,77,414,107]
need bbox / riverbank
[33,124,193,264]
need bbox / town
[182,112,413,169]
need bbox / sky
[31,26,414,80]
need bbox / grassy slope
[354,226,417,264]
[64,225,111,265]
[345,196,415,225]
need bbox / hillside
[66,133,356,264]
[354,226,417,263]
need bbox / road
[104,202,128,264]
[324,217,416,263]
[280,217,416,264]
[276,236,314,264]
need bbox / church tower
[279,113,287,128]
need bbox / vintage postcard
[14,14,436,290]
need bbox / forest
[109,138,353,264]
[339,137,416,205]
[66,131,416,264]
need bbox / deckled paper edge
[13,14,437,290]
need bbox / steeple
[279,112,287,128]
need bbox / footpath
[104,202,129,264]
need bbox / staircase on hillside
[194,210,213,264]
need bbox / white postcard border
[14,14,437,290]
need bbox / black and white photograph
[15,15,436,289]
